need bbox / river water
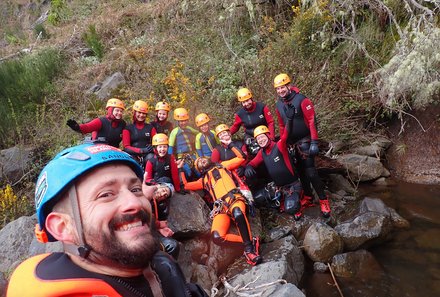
[303,181,440,297]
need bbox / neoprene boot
[319,198,331,218]
[243,237,262,266]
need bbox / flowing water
[303,181,440,297]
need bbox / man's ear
[45,212,76,243]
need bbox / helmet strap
[63,185,91,258]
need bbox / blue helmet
[35,143,143,242]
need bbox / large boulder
[360,197,409,229]
[331,249,384,278]
[0,146,34,184]
[92,72,126,100]
[337,154,390,182]
[303,222,344,262]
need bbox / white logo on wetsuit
[273,156,280,162]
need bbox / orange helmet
[195,113,210,127]
[273,73,291,88]
[152,133,169,146]
[194,156,211,174]
[133,100,148,113]
[155,101,171,111]
[215,124,230,136]
[254,125,270,138]
[173,107,189,121]
[106,98,125,110]
[237,88,253,102]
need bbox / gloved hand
[66,119,81,132]
[283,103,296,120]
[141,145,153,154]
[236,166,245,177]
[309,140,319,156]
[244,165,256,178]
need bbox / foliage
[48,0,70,25]
[82,25,105,60]
[33,23,49,39]
[0,184,33,229]
[0,48,64,148]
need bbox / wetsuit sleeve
[275,108,285,137]
[145,159,154,183]
[182,176,203,191]
[151,127,157,139]
[170,155,181,192]
[229,114,242,135]
[263,105,275,139]
[247,149,263,168]
[79,118,102,134]
[168,128,178,155]
[122,129,143,154]
[195,133,202,157]
[211,148,220,163]
[301,98,318,140]
[221,147,245,170]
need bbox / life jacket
[152,120,173,135]
[202,165,239,203]
[125,122,155,148]
[214,141,244,161]
[236,102,268,137]
[276,90,313,144]
[172,127,195,155]
[195,131,217,157]
[149,154,172,181]
[262,144,298,187]
[96,117,126,148]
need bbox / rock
[374,137,392,150]
[327,174,357,194]
[331,250,384,278]
[209,240,243,274]
[337,154,388,182]
[258,283,306,297]
[168,192,211,238]
[359,197,409,228]
[352,143,384,157]
[177,238,210,280]
[313,262,328,272]
[334,212,393,250]
[0,146,34,184]
[93,72,126,100]
[0,215,36,273]
[28,239,63,256]
[303,222,343,262]
[372,177,390,186]
[0,273,7,297]
[388,207,410,228]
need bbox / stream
[303,181,440,297]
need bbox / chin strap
[64,185,91,258]
[143,266,165,297]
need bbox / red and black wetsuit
[123,121,157,155]
[230,102,275,140]
[211,141,246,163]
[145,154,181,192]
[7,252,207,297]
[152,119,173,135]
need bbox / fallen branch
[327,263,345,297]
[220,275,287,297]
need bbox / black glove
[309,140,319,156]
[141,145,153,154]
[283,103,295,120]
[66,119,81,132]
[244,165,256,178]
[236,166,245,177]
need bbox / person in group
[273,73,331,218]
[122,100,156,166]
[145,133,181,193]
[168,107,199,180]
[7,142,207,297]
[179,152,262,266]
[229,87,275,150]
[67,98,126,148]
[194,113,219,158]
[211,124,246,163]
[244,103,304,220]
[151,101,174,135]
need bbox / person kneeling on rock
[178,150,262,266]
[244,103,304,220]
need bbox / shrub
[48,0,70,25]
[0,185,33,229]
[82,25,105,60]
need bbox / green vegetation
[48,0,70,25]
[82,25,105,60]
[0,184,34,229]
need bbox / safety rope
[210,275,287,297]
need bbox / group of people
[6,73,331,296]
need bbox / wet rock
[168,192,211,238]
[360,197,409,229]
[327,174,356,194]
[337,154,388,182]
[388,207,410,228]
[266,225,291,242]
[303,222,343,262]
[258,283,306,297]
[331,250,384,278]
[177,238,210,280]
[209,240,243,274]
[334,212,393,250]
[372,177,392,186]
[313,262,328,272]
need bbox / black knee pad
[212,231,226,246]
[284,193,301,215]
[305,167,319,179]
[232,206,244,221]
[160,236,180,260]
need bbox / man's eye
[97,192,113,199]
[132,186,142,193]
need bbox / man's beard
[84,210,161,269]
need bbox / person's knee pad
[284,194,300,215]
[211,231,226,245]
[160,237,180,260]
[305,167,319,179]
[231,206,244,221]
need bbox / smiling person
[7,143,207,297]
[67,98,126,148]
